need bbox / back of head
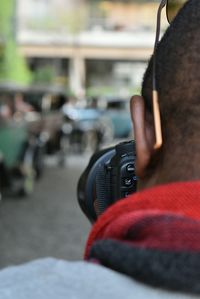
[142,0,200,181]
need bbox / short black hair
[142,0,200,144]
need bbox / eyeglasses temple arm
[152,0,167,149]
[153,0,167,90]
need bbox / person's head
[130,0,200,190]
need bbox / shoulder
[0,258,198,299]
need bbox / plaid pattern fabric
[85,181,200,294]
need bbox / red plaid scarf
[85,181,200,294]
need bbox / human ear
[130,95,155,178]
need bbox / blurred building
[16,0,165,97]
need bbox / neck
[138,148,200,191]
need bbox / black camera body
[77,140,137,223]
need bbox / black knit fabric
[89,239,200,295]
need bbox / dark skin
[130,95,200,191]
[128,0,200,191]
[130,95,157,190]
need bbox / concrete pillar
[69,54,86,98]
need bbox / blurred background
[0,0,168,268]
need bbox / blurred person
[0,103,12,120]
[1,0,200,298]
[62,96,78,119]
[14,93,34,114]
[0,96,14,120]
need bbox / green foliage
[0,0,32,85]
[89,0,159,2]
[25,5,88,34]
[86,85,140,97]
[0,40,32,84]
[33,66,55,84]
[0,0,13,37]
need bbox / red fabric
[84,181,200,259]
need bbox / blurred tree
[0,0,12,37]
[0,0,31,85]
[33,66,56,84]
[89,0,159,2]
